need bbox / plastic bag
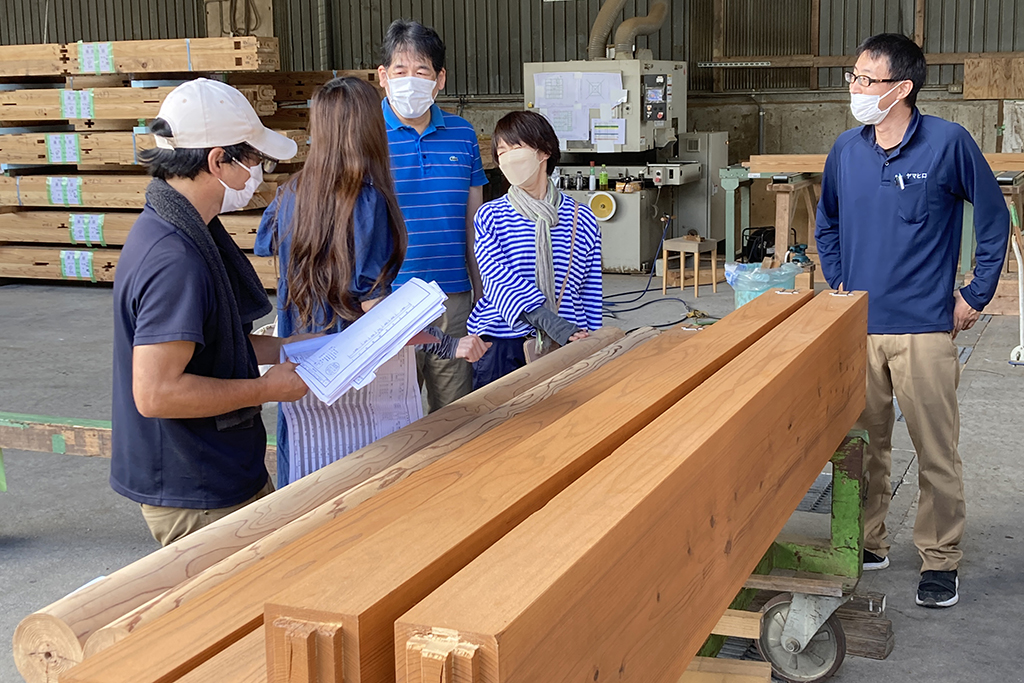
[725,262,803,309]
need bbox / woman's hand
[456,335,492,363]
[567,330,590,343]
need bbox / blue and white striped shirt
[468,193,603,338]
[383,100,488,294]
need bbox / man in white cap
[111,78,308,546]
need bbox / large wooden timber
[0,37,279,77]
[0,245,276,287]
[0,174,279,210]
[226,70,383,101]
[14,331,622,683]
[0,129,304,166]
[82,328,657,660]
[0,85,275,122]
[61,291,814,683]
[0,210,264,249]
[747,153,1024,174]
[396,292,868,683]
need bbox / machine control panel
[643,73,670,124]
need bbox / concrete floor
[0,275,1021,683]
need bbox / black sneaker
[863,550,889,570]
[916,570,959,608]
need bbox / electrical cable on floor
[601,214,720,330]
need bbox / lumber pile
[0,85,276,122]
[0,37,279,78]
[746,153,1024,174]
[12,329,625,683]
[27,290,869,683]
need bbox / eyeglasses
[844,71,904,88]
[229,152,278,174]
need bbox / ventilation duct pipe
[587,0,629,60]
[613,0,669,59]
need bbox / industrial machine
[521,0,727,272]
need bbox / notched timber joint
[268,616,344,683]
[406,629,480,683]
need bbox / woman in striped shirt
[468,111,603,388]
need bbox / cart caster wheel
[1011,346,1024,364]
[756,593,846,683]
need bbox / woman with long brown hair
[256,76,487,484]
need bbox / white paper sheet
[578,72,623,108]
[541,106,591,142]
[591,118,626,145]
[533,72,578,109]
[281,346,422,482]
[283,277,446,405]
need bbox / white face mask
[498,147,545,187]
[219,160,262,214]
[386,75,438,119]
[850,82,903,126]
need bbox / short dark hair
[492,111,561,175]
[380,20,446,73]
[856,33,927,108]
[139,117,257,180]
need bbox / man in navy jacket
[816,33,1008,608]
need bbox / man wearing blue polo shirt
[378,19,488,412]
[816,33,1008,608]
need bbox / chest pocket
[897,182,929,226]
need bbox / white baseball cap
[153,78,297,161]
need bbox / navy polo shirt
[815,108,1009,334]
[383,99,488,294]
[111,205,268,509]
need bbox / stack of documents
[282,278,447,405]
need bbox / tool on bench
[995,170,1024,187]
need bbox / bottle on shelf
[588,161,597,191]
[575,171,584,190]
[599,164,609,191]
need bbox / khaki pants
[417,290,473,413]
[856,333,964,572]
[141,479,274,546]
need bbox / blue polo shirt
[815,108,1009,334]
[383,99,488,294]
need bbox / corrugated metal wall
[818,0,1024,87]
[0,0,205,45]
[723,0,812,90]
[275,0,688,95]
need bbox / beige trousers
[856,332,964,572]
[417,290,473,413]
[141,479,274,547]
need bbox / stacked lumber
[12,329,625,683]
[0,128,305,165]
[0,85,276,121]
[0,37,278,78]
[39,290,868,683]
[746,153,1024,174]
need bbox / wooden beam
[0,85,276,122]
[16,330,623,683]
[712,0,725,93]
[747,153,1024,174]
[0,175,280,210]
[680,658,772,683]
[711,610,762,640]
[0,211,264,250]
[809,0,820,89]
[0,245,277,289]
[226,70,383,101]
[0,37,279,78]
[0,128,304,166]
[61,291,814,683]
[394,292,867,683]
[81,328,655,658]
[914,0,926,48]
[0,412,112,457]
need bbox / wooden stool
[662,237,720,298]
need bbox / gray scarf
[145,178,272,431]
[507,180,563,353]
[507,179,561,313]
